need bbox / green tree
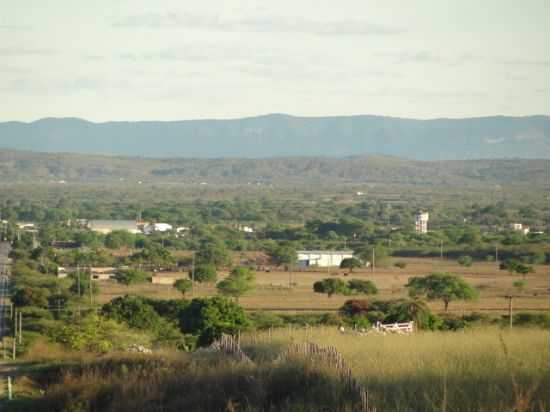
[216,267,255,302]
[196,240,232,268]
[190,263,217,283]
[12,286,50,308]
[499,259,534,278]
[386,299,440,330]
[51,313,129,353]
[116,268,150,286]
[180,296,250,346]
[406,273,478,311]
[340,257,362,272]
[69,272,100,297]
[354,245,390,267]
[267,244,297,269]
[105,230,136,249]
[174,278,193,297]
[457,255,473,267]
[347,279,378,295]
[313,278,348,298]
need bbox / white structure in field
[238,225,254,233]
[297,250,354,268]
[143,223,173,234]
[415,212,429,234]
[510,223,530,235]
[87,220,141,234]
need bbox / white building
[297,250,354,268]
[415,212,429,234]
[238,225,254,233]
[87,220,141,234]
[510,223,530,235]
[143,223,173,235]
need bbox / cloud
[373,50,484,65]
[496,58,550,67]
[0,47,57,56]
[112,11,404,36]
[0,25,31,30]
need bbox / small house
[297,250,354,268]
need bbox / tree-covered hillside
[1,150,550,186]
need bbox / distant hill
[1,114,550,160]
[1,149,549,187]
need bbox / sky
[1,0,549,122]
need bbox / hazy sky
[1,0,549,121]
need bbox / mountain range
[1,114,550,160]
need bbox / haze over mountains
[2,114,550,160]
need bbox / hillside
[1,150,550,186]
[1,114,550,160]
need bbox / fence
[208,334,375,412]
[374,321,414,334]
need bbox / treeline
[3,149,550,186]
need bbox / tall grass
[242,326,550,411]
[11,327,550,411]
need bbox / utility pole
[18,311,22,344]
[191,252,195,298]
[89,272,93,305]
[506,295,513,329]
[495,243,499,268]
[440,240,443,260]
[13,309,17,343]
[371,248,375,274]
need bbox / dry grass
[242,326,550,411]
[97,258,550,314]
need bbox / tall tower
[415,212,429,234]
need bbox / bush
[249,312,285,330]
[347,279,378,295]
[313,278,348,298]
[394,261,407,269]
[50,313,136,353]
[116,269,150,285]
[457,255,473,267]
[180,296,250,346]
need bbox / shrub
[394,261,407,269]
[180,296,250,346]
[313,278,348,298]
[116,269,150,285]
[347,279,378,295]
[457,255,473,267]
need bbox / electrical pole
[89,272,93,305]
[495,243,499,268]
[371,248,375,274]
[191,251,195,298]
[18,311,22,344]
[440,240,443,260]
[506,295,513,329]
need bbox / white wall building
[297,250,354,268]
[510,223,530,235]
[415,212,429,234]
[87,220,141,234]
[143,223,173,234]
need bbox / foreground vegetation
[6,327,550,412]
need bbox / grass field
[97,258,550,315]
[9,327,550,411]
[241,326,550,411]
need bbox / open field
[97,257,550,314]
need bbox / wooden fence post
[7,376,12,400]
